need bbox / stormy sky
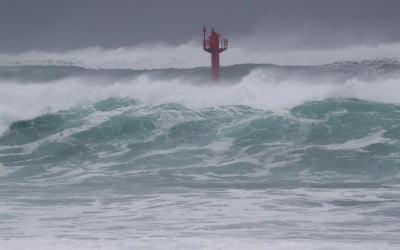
[1,0,400,52]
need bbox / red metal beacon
[203,25,228,81]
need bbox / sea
[0,55,400,249]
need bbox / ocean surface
[1,58,400,249]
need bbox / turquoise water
[0,61,400,249]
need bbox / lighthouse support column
[211,51,220,80]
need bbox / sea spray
[1,60,400,249]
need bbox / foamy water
[1,53,400,249]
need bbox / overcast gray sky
[1,0,400,52]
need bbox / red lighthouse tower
[203,25,228,81]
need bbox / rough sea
[1,56,400,249]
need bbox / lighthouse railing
[220,39,228,49]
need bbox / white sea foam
[1,42,400,69]
[1,67,400,135]
[2,45,400,249]
[0,163,14,177]
[325,131,392,151]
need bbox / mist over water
[2,56,400,133]
[1,47,400,249]
[2,41,400,69]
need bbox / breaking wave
[1,57,400,249]
[1,41,400,69]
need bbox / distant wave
[1,58,400,82]
[1,42,400,69]
[1,59,400,136]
